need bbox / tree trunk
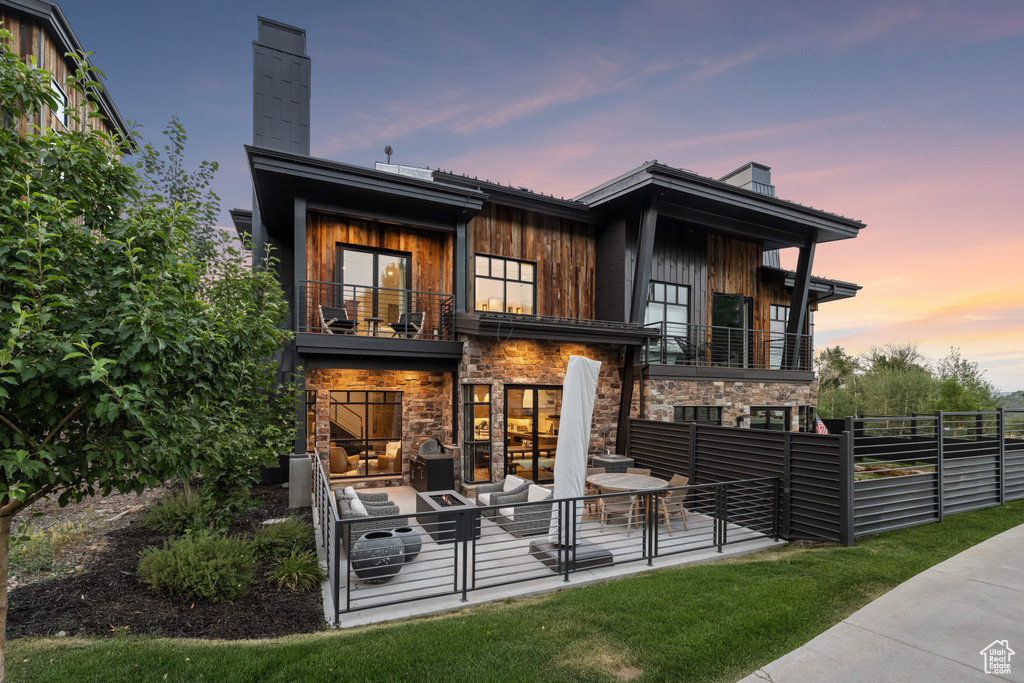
[0,513,11,683]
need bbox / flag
[815,415,830,435]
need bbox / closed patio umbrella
[548,355,601,545]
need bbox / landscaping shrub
[252,516,314,562]
[267,550,325,592]
[138,530,256,604]
[138,491,204,535]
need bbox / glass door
[335,246,410,333]
[505,386,562,483]
[711,294,753,368]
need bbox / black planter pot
[351,531,404,584]
[392,526,422,562]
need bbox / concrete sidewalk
[739,523,1024,682]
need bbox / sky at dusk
[59,0,1024,391]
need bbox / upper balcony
[643,321,813,381]
[296,281,463,361]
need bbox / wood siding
[706,233,765,329]
[468,202,595,319]
[0,12,118,137]
[305,212,453,294]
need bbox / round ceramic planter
[392,526,422,562]
[351,531,403,583]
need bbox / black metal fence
[298,280,455,340]
[313,458,778,623]
[627,409,1024,546]
[643,321,812,371]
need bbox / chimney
[720,162,780,268]
[719,162,775,198]
[252,17,310,154]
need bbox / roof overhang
[229,208,252,241]
[761,266,862,303]
[434,172,593,223]
[575,162,865,248]
[246,146,487,240]
[3,0,134,147]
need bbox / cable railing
[643,320,812,371]
[298,280,454,340]
[310,464,779,623]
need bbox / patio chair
[598,492,637,536]
[657,474,689,534]
[626,467,651,476]
[319,304,356,335]
[378,440,401,473]
[387,311,425,338]
[329,446,349,475]
[584,467,605,516]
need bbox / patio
[315,476,784,627]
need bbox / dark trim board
[645,365,815,384]
[302,354,459,373]
[296,333,464,361]
[456,314,657,346]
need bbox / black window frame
[462,384,492,483]
[674,405,722,425]
[328,390,404,478]
[474,254,536,315]
[749,406,791,432]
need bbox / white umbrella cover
[548,355,602,545]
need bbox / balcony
[298,281,456,351]
[456,311,658,346]
[643,321,812,376]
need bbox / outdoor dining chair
[319,304,356,334]
[626,467,651,476]
[598,492,637,536]
[386,311,425,338]
[658,473,689,534]
[584,467,606,516]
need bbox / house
[235,18,864,491]
[0,0,130,140]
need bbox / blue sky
[61,0,1024,391]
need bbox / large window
[305,390,317,452]
[769,304,789,370]
[462,385,492,483]
[749,406,791,431]
[674,406,722,425]
[475,255,535,314]
[645,282,689,363]
[335,246,410,329]
[328,391,403,477]
[50,77,68,129]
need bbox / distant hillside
[998,391,1024,411]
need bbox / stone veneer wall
[460,338,624,483]
[635,378,817,431]
[306,368,451,488]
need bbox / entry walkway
[739,523,1024,682]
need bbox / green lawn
[10,499,1024,683]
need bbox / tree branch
[0,482,56,518]
[0,412,38,453]
[40,402,84,448]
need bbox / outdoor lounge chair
[492,484,553,537]
[386,311,425,338]
[319,304,356,335]
[336,498,408,552]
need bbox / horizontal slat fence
[628,419,849,544]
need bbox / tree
[931,347,997,412]
[0,42,294,679]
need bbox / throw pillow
[498,507,515,520]
[503,474,526,492]
[349,497,368,517]
[477,492,492,506]
[343,486,357,499]
[527,484,552,502]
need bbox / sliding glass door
[505,386,561,483]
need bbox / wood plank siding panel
[651,219,708,328]
[0,12,116,137]
[468,202,595,319]
[305,212,453,294]
[706,234,763,328]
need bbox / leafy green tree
[0,41,294,677]
[930,347,997,412]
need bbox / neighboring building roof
[1,0,134,146]
[432,171,592,223]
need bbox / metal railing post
[936,411,944,522]
[998,407,1006,505]
[461,512,469,602]
[563,500,572,583]
[839,430,855,547]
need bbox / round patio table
[585,472,667,493]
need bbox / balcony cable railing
[299,280,454,341]
[643,320,812,371]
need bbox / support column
[616,195,659,454]
[784,232,816,370]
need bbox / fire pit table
[415,490,481,544]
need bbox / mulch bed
[7,484,325,640]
